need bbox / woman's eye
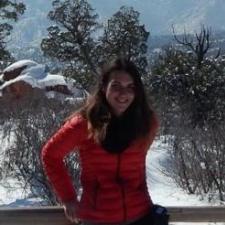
[110,83,135,93]
[111,84,119,87]
[128,86,135,91]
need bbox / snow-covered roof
[39,74,67,87]
[3,60,38,73]
[39,74,88,97]
[0,74,41,91]
[21,64,47,79]
[0,73,68,91]
[0,60,87,99]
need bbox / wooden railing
[0,206,225,225]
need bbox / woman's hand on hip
[63,201,80,224]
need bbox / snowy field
[0,131,224,224]
[147,137,219,207]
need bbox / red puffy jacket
[41,113,159,224]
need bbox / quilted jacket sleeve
[41,115,86,203]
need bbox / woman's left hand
[62,201,81,224]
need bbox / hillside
[8,0,225,49]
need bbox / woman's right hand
[62,201,80,224]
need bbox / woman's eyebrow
[111,80,120,84]
[111,80,134,85]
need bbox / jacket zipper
[116,154,127,222]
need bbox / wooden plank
[0,206,225,225]
[168,206,225,222]
[0,207,71,225]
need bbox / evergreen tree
[41,1,150,89]
[0,0,25,69]
[99,6,149,75]
[41,0,99,89]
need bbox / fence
[0,206,225,225]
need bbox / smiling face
[104,71,135,116]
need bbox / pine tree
[99,6,149,75]
[41,1,150,89]
[0,0,25,69]
[41,0,99,89]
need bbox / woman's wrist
[62,200,80,223]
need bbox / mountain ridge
[9,0,225,48]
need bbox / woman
[41,58,159,225]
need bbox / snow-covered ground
[147,137,218,207]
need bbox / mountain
[8,0,225,49]
[88,0,225,34]
[9,0,52,48]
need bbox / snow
[0,74,41,90]
[0,72,75,92]
[20,64,48,80]
[0,60,87,99]
[147,138,213,207]
[64,96,86,104]
[38,74,67,87]
[0,179,27,206]
[3,60,38,73]
[152,48,162,54]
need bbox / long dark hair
[80,58,153,152]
